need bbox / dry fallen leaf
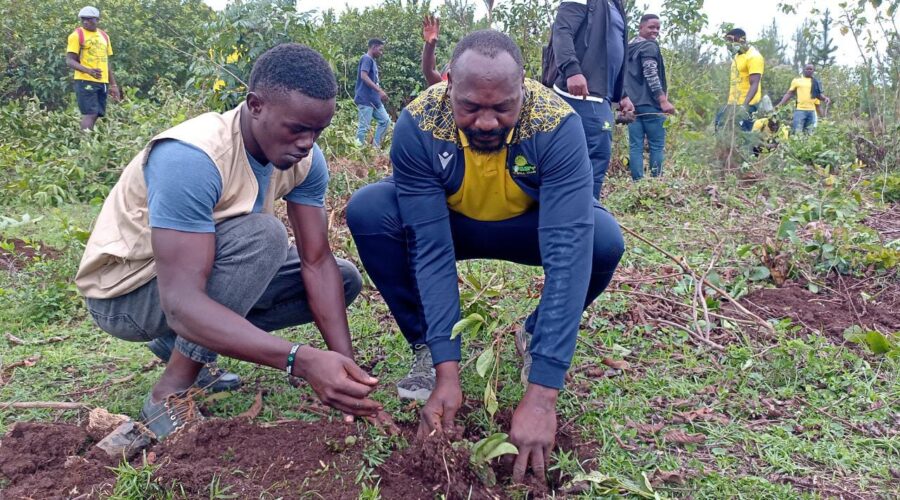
[674,407,730,425]
[602,357,630,370]
[237,391,264,419]
[626,419,665,436]
[664,429,706,445]
[652,469,687,485]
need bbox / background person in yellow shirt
[716,28,764,132]
[65,6,119,130]
[776,63,832,134]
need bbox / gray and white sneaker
[515,325,532,386]
[396,344,436,401]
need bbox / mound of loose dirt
[0,238,59,273]
[741,276,900,344]
[0,422,117,499]
[0,417,559,499]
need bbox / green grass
[1,125,897,498]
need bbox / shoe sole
[397,386,433,401]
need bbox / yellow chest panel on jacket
[446,130,535,221]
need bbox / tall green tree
[756,19,789,65]
[813,8,838,66]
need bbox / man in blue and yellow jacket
[347,30,624,483]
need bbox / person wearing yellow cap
[66,6,119,130]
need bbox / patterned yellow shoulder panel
[405,79,574,145]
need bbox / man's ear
[246,92,263,116]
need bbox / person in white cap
[66,6,119,130]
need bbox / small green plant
[206,474,238,499]
[469,433,519,487]
[108,455,181,499]
[843,326,900,359]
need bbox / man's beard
[463,126,510,154]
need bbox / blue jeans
[346,180,624,346]
[792,110,817,134]
[627,111,666,180]
[357,103,391,147]
[560,95,614,199]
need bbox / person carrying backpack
[547,0,634,199]
[66,6,119,130]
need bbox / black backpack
[540,0,598,88]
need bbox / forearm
[164,290,292,371]
[108,64,116,86]
[361,73,381,92]
[642,59,664,98]
[66,56,91,74]
[300,257,353,359]
[422,42,442,86]
[776,91,793,107]
[743,81,760,106]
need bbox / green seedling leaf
[863,331,893,354]
[476,346,494,378]
[484,384,498,417]
[451,313,485,340]
[566,471,664,499]
[471,433,517,464]
[483,442,518,461]
[749,266,771,281]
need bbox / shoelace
[144,387,204,432]
[165,387,203,428]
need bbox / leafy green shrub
[1,0,214,109]
[778,121,856,171]
[0,84,204,206]
[865,170,900,203]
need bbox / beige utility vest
[75,104,311,299]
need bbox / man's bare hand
[566,74,589,97]
[422,15,440,44]
[417,362,462,439]
[295,346,382,417]
[509,384,558,484]
[88,68,102,80]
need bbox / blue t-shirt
[354,53,380,108]
[607,1,625,100]
[143,140,329,233]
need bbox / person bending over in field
[76,44,381,439]
[346,30,624,484]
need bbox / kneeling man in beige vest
[75,43,382,439]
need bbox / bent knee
[346,182,400,235]
[593,210,625,271]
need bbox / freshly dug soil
[741,276,900,344]
[0,417,557,499]
[0,237,59,273]
[0,422,117,499]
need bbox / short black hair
[640,14,660,24]
[449,29,524,74]
[726,28,747,40]
[249,43,337,101]
[368,38,384,48]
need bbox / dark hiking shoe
[194,362,242,393]
[146,341,241,394]
[139,388,205,440]
[515,325,532,386]
[396,344,436,401]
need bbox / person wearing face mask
[346,30,624,485]
[718,28,765,132]
[623,14,676,180]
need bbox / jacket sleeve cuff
[526,353,569,389]
[428,337,462,366]
[561,60,583,80]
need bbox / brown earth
[741,275,900,343]
[0,416,560,499]
[0,237,59,273]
